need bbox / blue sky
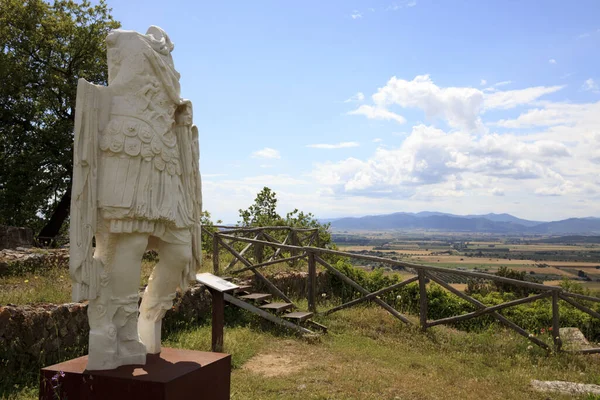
[107,0,600,223]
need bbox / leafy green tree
[237,187,332,247]
[0,0,120,236]
[238,187,281,227]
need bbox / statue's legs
[138,238,191,354]
[87,231,149,370]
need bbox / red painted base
[39,347,231,400]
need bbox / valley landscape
[328,212,600,293]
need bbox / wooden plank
[229,254,307,274]
[218,234,559,292]
[216,236,295,305]
[254,231,264,264]
[306,319,328,333]
[426,272,550,350]
[212,234,220,275]
[263,231,289,262]
[308,252,317,313]
[207,288,224,352]
[552,291,562,351]
[224,293,313,335]
[283,311,314,322]
[562,292,600,303]
[322,276,418,316]
[314,255,411,324]
[234,284,252,293]
[427,292,551,327]
[418,270,428,330]
[560,293,600,320]
[224,234,259,271]
[239,293,272,301]
[260,302,294,312]
[566,348,600,355]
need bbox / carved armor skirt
[97,113,194,235]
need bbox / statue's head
[146,26,175,55]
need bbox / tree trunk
[38,187,71,245]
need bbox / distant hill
[327,212,600,235]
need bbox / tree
[0,0,120,237]
[238,187,281,227]
[238,187,332,246]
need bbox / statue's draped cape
[70,32,203,301]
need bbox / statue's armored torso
[97,30,193,231]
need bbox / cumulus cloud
[312,124,573,198]
[348,104,406,124]
[549,59,557,64]
[252,147,281,159]
[351,10,362,19]
[369,75,484,130]
[480,79,487,86]
[348,75,562,131]
[307,142,360,149]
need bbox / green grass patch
[4,305,600,399]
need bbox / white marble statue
[69,26,202,370]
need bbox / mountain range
[325,212,600,235]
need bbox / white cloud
[369,75,484,130]
[348,104,406,124]
[406,1,417,7]
[484,85,563,109]
[349,75,563,131]
[307,142,360,149]
[480,79,487,86]
[312,124,573,198]
[373,138,383,143]
[368,7,376,12]
[252,147,281,159]
[578,33,591,39]
[549,59,557,64]
[344,92,365,103]
[351,10,362,19]
[583,78,599,93]
[490,188,505,196]
[492,101,600,129]
[260,164,273,168]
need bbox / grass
[0,260,160,305]
[5,304,600,399]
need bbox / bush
[326,261,600,340]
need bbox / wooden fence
[203,226,600,354]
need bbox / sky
[106,0,600,223]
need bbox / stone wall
[0,283,212,372]
[0,225,34,250]
[0,271,328,372]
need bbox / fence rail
[204,226,600,354]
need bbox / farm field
[335,234,600,293]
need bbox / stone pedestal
[39,348,231,400]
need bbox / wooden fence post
[552,291,562,352]
[308,252,317,313]
[254,230,264,264]
[213,234,220,275]
[418,270,428,331]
